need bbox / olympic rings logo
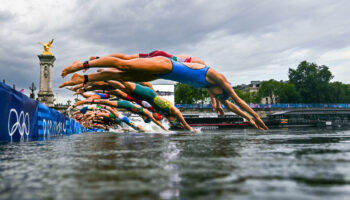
[42,119,65,136]
[8,108,30,137]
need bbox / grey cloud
[1,0,350,103]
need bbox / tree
[257,80,301,103]
[328,82,350,103]
[174,83,209,104]
[257,79,280,104]
[278,82,302,103]
[234,89,258,103]
[289,61,333,103]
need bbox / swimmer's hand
[61,61,84,78]
[215,107,225,117]
[74,89,84,95]
[248,118,264,130]
[254,117,268,130]
[137,125,145,132]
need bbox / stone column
[37,54,56,107]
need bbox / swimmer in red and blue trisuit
[89,50,205,65]
[60,54,268,130]
[75,98,168,131]
[82,52,221,116]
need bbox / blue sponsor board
[0,82,93,141]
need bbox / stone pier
[37,54,55,107]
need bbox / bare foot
[74,89,84,95]
[65,87,75,91]
[59,73,84,88]
[61,61,83,78]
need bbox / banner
[0,82,90,141]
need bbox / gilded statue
[39,39,54,55]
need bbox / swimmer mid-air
[60,51,268,130]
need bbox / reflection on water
[1,128,350,200]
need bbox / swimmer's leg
[61,56,171,78]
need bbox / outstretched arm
[143,109,167,131]
[213,76,268,130]
[108,107,144,132]
[227,89,267,130]
[207,89,225,116]
[171,107,195,132]
[221,100,262,130]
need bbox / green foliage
[174,83,209,104]
[257,79,301,103]
[257,79,280,104]
[235,89,259,103]
[278,82,302,103]
[328,82,350,103]
[289,61,333,103]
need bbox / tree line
[175,61,350,104]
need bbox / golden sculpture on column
[39,39,54,55]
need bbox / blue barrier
[0,82,94,141]
[176,103,350,109]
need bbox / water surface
[1,128,350,200]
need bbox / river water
[1,128,350,200]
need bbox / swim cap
[154,113,163,121]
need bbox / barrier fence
[176,103,350,109]
[0,82,96,141]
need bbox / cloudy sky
[1,0,350,103]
